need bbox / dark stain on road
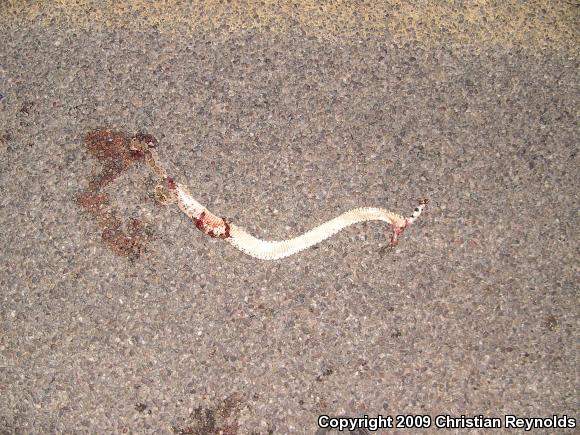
[76,129,153,260]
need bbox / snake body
[130,135,428,260]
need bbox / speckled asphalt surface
[0,3,578,434]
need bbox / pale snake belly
[129,135,428,260]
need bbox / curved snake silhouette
[77,129,428,260]
[133,135,427,260]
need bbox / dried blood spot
[166,177,176,190]
[128,148,145,161]
[101,226,146,260]
[194,214,206,234]
[389,221,409,247]
[77,128,157,259]
[88,163,125,191]
[127,217,145,235]
[85,129,129,162]
[194,211,231,239]
[171,395,242,435]
[76,192,108,212]
[133,133,158,148]
[222,219,231,239]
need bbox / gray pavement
[0,9,578,435]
